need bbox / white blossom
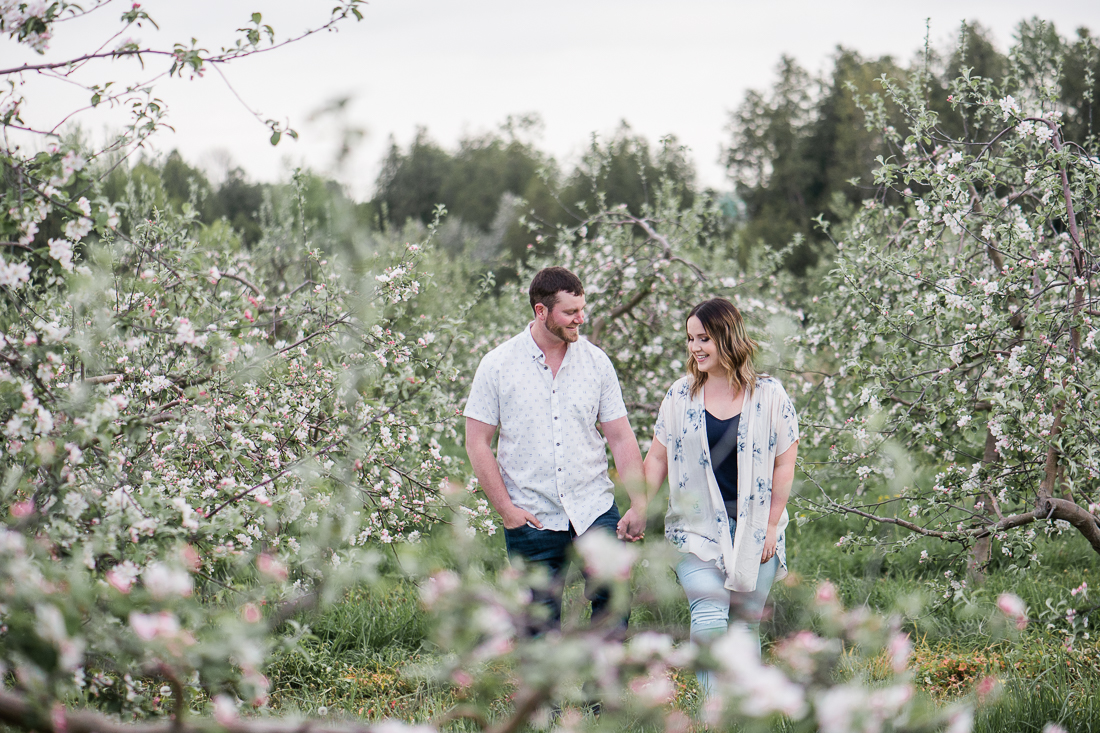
[142,562,193,599]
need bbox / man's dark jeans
[503,503,629,636]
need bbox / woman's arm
[644,438,669,500]
[761,441,798,563]
[616,437,668,540]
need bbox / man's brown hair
[529,267,584,314]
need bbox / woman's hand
[761,523,778,564]
[616,504,646,541]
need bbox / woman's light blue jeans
[675,520,779,698]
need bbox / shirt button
[554,416,558,420]
[556,442,560,446]
[558,468,562,471]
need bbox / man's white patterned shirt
[464,324,628,534]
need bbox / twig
[588,285,651,349]
[219,273,264,298]
[83,374,125,384]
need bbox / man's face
[543,292,586,343]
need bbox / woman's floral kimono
[654,375,799,592]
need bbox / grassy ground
[266,511,1100,731]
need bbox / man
[464,266,646,633]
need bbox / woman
[641,298,798,695]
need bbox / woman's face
[686,315,720,373]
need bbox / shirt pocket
[568,377,601,421]
[572,397,599,423]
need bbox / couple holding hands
[464,267,799,697]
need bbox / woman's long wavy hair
[686,298,758,399]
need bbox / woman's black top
[705,409,740,506]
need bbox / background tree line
[109,19,1099,284]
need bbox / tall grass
[264,505,1100,729]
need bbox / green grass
[973,669,1100,733]
[262,510,1100,730]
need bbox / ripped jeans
[675,519,779,698]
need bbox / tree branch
[83,374,125,384]
[0,49,176,76]
[1040,498,1100,555]
[219,273,264,298]
[587,284,651,349]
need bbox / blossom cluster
[0,166,482,721]
[414,523,973,733]
[793,56,1100,578]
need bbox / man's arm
[600,416,645,541]
[465,417,543,530]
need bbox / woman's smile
[686,315,720,372]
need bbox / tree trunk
[967,428,1000,581]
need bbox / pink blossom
[180,545,201,571]
[47,238,74,271]
[574,530,636,581]
[629,669,675,706]
[975,675,999,702]
[888,632,912,673]
[50,703,67,733]
[257,553,288,581]
[0,256,31,288]
[10,500,34,518]
[996,592,1028,629]
[213,694,237,725]
[774,631,831,677]
[815,580,838,605]
[420,570,459,607]
[945,708,974,733]
[129,611,180,641]
[664,710,691,733]
[106,560,140,593]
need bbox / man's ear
[533,303,547,321]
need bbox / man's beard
[547,316,579,343]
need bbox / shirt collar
[522,322,544,362]
[522,322,575,367]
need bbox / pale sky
[4,0,1100,198]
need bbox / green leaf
[251,12,262,23]
[270,130,281,146]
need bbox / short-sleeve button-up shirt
[654,375,799,592]
[463,324,629,534]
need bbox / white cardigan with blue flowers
[654,375,799,592]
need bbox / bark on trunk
[967,428,1000,581]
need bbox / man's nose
[575,310,585,324]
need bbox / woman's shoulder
[753,374,789,398]
[664,375,692,401]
